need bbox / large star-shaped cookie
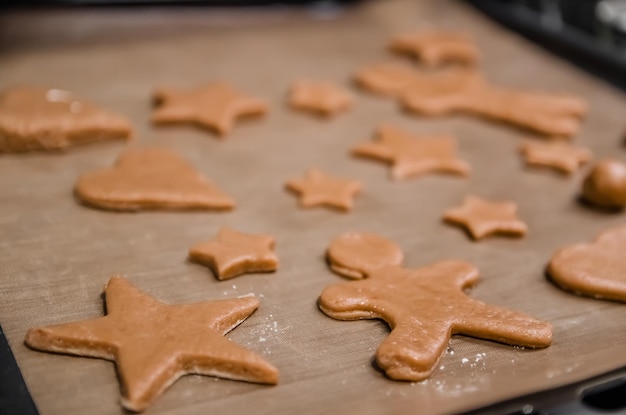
[189,227,279,280]
[0,86,132,152]
[25,277,279,412]
[319,233,552,381]
[389,31,480,67]
[548,225,626,301]
[75,147,235,211]
[152,83,268,136]
[519,140,592,175]
[352,125,470,180]
[288,80,353,116]
[443,195,528,240]
[285,168,363,211]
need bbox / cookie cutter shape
[75,147,235,211]
[389,31,480,67]
[288,80,353,117]
[519,140,592,175]
[189,227,278,280]
[152,83,268,136]
[549,225,626,302]
[581,159,626,209]
[25,277,279,412]
[285,168,362,211]
[0,86,132,153]
[319,233,552,381]
[401,69,587,137]
[443,195,528,240]
[352,125,470,180]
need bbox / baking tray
[2,0,626,414]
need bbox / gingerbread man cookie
[548,225,626,302]
[319,233,552,381]
[355,65,586,138]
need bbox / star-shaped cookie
[519,140,592,175]
[75,147,235,211]
[389,31,480,67]
[152,83,268,136]
[319,233,552,381]
[285,168,363,211]
[0,86,132,153]
[25,277,278,412]
[189,227,279,280]
[352,125,470,180]
[288,80,353,116]
[443,195,528,240]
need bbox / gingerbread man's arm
[454,299,552,348]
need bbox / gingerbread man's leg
[376,319,452,381]
[454,299,552,348]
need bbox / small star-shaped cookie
[288,80,353,116]
[285,168,363,211]
[389,31,480,67]
[519,140,592,175]
[25,277,278,412]
[0,86,132,153]
[443,195,528,240]
[319,233,552,382]
[189,227,279,280]
[152,83,268,136]
[352,125,471,180]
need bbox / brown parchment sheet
[2,1,626,414]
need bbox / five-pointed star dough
[0,86,132,152]
[352,125,471,180]
[288,80,353,116]
[285,168,363,211]
[75,147,235,211]
[319,233,552,381]
[443,195,528,240]
[152,83,268,136]
[519,140,592,175]
[189,227,279,280]
[389,31,480,67]
[25,277,279,412]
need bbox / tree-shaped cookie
[318,233,552,381]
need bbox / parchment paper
[2,1,626,414]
